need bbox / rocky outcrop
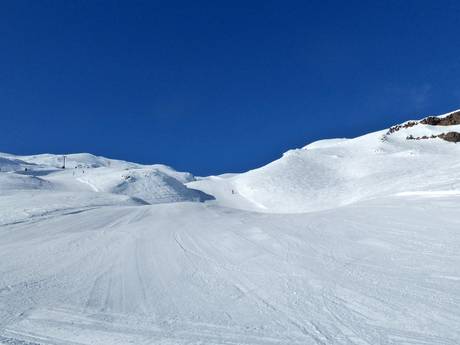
[386,111,460,139]
[406,131,460,143]
[386,121,418,135]
[421,111,460,126]
[438,132,460,142]
[386,111,460,143]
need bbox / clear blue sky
[1,1,460,175]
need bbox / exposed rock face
[386,121,418,135]
[439,132,460,142]
[396,111,460,143]
[406,131,460,142]
[421,111,460,126]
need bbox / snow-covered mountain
[1,110,460,344]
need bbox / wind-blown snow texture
[1,110,460,344]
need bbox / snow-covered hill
[189,109,460,212]
[1,110,460,344]
[0,152,211,205]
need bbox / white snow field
[1,110,460,344]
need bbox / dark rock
[421,111,460,126]
[439,132,460,142]
[387,121,419,135]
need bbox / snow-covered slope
[0,157,30,172]
[16,152,138,169]
[1,109,460,344]
[74,166,210,204]
[0,152,211,205]
[1,194,459,344]
[189,110,460,213]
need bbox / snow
[303,138,349,149]
[71,167,211,204]
[16,153,137,169]
[190,122,460,213]
[1,110,460,344]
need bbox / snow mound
[77,167,212,204]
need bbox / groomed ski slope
[1,110,460,344]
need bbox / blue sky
[1,1,460,175]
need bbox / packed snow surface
[1,110,460,344]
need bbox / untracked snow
[1,110,460,344]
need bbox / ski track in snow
[76,178,99,192]
[0,198,459,344]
